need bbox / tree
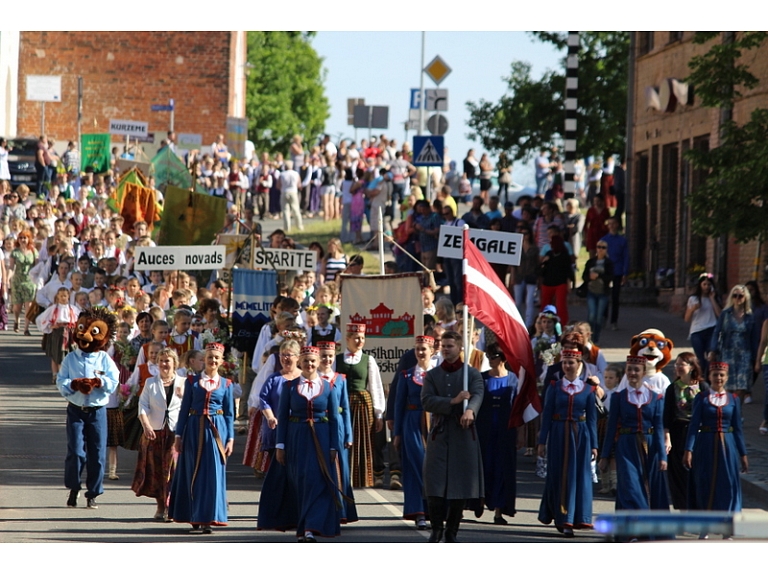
[684,32,768,243]
[466,32,629,163]
[245,32,329,155]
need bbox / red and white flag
[462,228,540,427]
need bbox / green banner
[157,186,226,246]
[80,133,111,174]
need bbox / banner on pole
[340,273,423,375]
[232,268,278,352]
[80,133,111,173]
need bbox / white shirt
[617,371,671,395]
[296,375,323,401]
[708,389,729,407]
[627,385,650,406]
[688,295,718,335]
[561,377,585,395]
[279,169,300,194]
[36,276,73,308]
[124,362,159,407]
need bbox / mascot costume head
[70,307,118,395]
[628,328,673,375]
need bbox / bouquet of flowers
[218,353,240,383]
[118,382,135,409]
[539,342,562,367]
[114,339,138,370]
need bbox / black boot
[427,497,446,542]
[444,499,465,543]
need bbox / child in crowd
[598,363,623,494]
[308,304,341,347]
[178,349,205,378]
[88,287,106,308]
[135,320,170,366]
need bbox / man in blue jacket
[601,217,629,331]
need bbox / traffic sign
[413,135,444,167]
[151,104,173,112]
[427,114,449,136]
[410,88,422,110]
[424,56,452,86]
[26,75,61,102]
[425,89,448,111]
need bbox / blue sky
[310,32,563,187]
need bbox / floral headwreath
[281,329,307,340]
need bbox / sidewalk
[568,300,768,505]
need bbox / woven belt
[699,426,733,433]
[189,409,224,416]
[406,404,422,411]
[289,416,329,423]
[618,427,654,435]
[69,403,103,413]
[552,414,586,422]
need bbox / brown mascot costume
[55,307,120,509]
[617,328,674,394]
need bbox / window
[668,32,683,44]
[637,32,655,56]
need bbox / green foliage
[686,32,768,108]
[245,32,329,155]
[686,110,768,243]
[685,32,768,242]
[466,32,629,162]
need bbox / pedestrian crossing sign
[413,135,444,167]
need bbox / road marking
[363,488,430,539]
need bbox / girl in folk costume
[600,356,669,516]
[168,343,235,534]
[309,304,341,347]
[135,320,170,366]
[166,309,202,358]
[275,346,344,542]
[334,323,386,488]
[121,341,162,452]
[683,362,748,537]
[132,347,185,521]
[537,348,598,538]
[317,340,357,524]
[36,287,78,383]
[392,335,433,530]
[105,321,134,480]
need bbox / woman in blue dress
[392,335,433,530]
[475,343,518,524]
[538,348,598,537]
[168,342,235,534]
[256,340,302,532]
[683,362,748,520]
[275,346,343,542]
[600,355,669,515]
[317,340,357,524]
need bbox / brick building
[15,31,246,150]
[627,32,768,311]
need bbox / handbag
[499,171,512,185]
[575,282,588,298]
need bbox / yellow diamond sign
[424,55,452,86]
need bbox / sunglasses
[486,353,503,360]
[597,245,608,249]
[732,293,745,299]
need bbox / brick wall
[17,32,237,146]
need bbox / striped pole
[564,31,579,200]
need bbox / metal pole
[418,31,425,136]
[462,224,469,411]
[170,98,175,132]
[378,206,385,275]
[77,76,83,150]
[41,102,45,135]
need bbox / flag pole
[378,206,385,275]
[462,224,469,411]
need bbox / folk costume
[393,365,429,520]
[601,357,669,512]
[168,371,235,527]
[538,367,598,531]
[276,362,343,538]
[685,388,747,511]
[335,324,385,488]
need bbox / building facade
[627,31,768,311]
[14,31,246,152]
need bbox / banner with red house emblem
[341,273,424,375]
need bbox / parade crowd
[0,132,763,542]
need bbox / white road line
[363,488,430,539]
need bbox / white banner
[437,226,523,266]
[134,246,225,270]
[109,119,149,138]
[252,248,317,271]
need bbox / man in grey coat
[421,330,484,543]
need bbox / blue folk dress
[476,371,518,517]
[684,390,746,511]
[168,373,234,527]
[322,371,357,523]
[601,387,669,511]
[393,365,429,519]
[277,375,342,538]
[538,377,597,529]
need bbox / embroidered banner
[232,268,278,353]
[340,273,424,376]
